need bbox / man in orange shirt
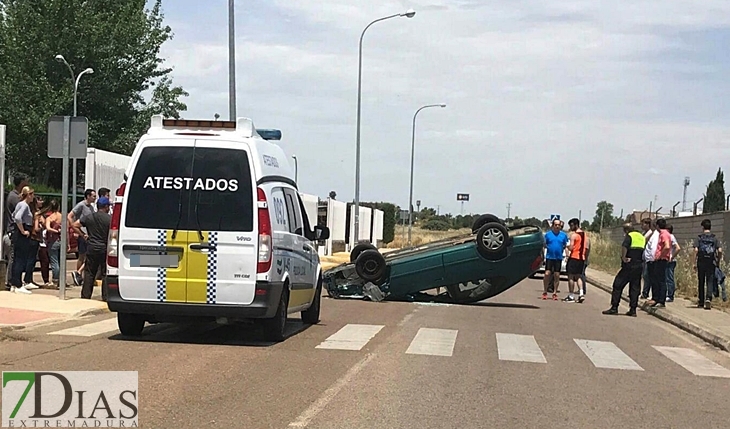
[565,218,589,303]
[648,218,672,308]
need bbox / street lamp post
[55,55,93,205]
[228,0,237,120]
[407,104,446,246]
[292,155,298,183]
[353,9,416,245]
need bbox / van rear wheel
[263,287,289,342]
[117,313,145,336]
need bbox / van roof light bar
[256,129,282,141]
[149,114,258,138]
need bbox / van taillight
[107,182,126,268]
[257,187,272,273]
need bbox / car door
[282,187,315,308]
[184,142,258,306]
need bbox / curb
[585,274,730,353]
[0,305,110,335]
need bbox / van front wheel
[117,313,145,336]
[263,287,289,342]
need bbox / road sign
[457,193,469,201]
[48,116,88,159]
[550,214,561,222]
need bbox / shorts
[567,258,585,275]
[78,235,88,254]
[545,259,562,273]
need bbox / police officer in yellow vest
[603,223,646,317]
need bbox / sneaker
[24,284,39,290]
[73,272,83,286]
[625,310,637,317]
[552,293,558,301]
[542,292,548,300]
[602,307,618,315]
[577,295,585,303]
[14,286,32,294]
[563,295,576,303]
[704,300,712,310]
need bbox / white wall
[372,209,384,241]
[84,148,131,193]
[299,193,318,228]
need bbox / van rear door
[118,143,194,303]
[119,141,257,305]
[184,142,257,305]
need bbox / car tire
[355,249,386,283]
[117,313,145,336]
[301,276,322,325]
[263,286,289,342]
[350,243,377,263]
[475,222,510,260]
[471,214,504,233]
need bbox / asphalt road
[2,277,729,428]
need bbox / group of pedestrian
[3,174,112,300]
[604,217,725,317]
[542,217,590,303]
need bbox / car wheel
[301,277,322,324]
[263,286,289,342]
[117,313,145,336]
[355,249,386,283]
[350,243,377,263]
[476,222,510,260]
[471,214,503,233]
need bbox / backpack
[697,234,717,259]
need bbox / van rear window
[125,146,254,232]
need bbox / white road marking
[315,324,384,351]
[288,353,376,428]
[574,339,644,371]
[496,333,547,363]
[406,328,458,357]
[653,346,730,378]
[47,318,120,337]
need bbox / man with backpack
[693,219,723,310]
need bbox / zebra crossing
[43,318,730,379]
[316,324,730,379]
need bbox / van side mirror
[315,225,330,241]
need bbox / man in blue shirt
[543,219,568,300]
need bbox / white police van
[105,115,330,341]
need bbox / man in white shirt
[641,218,658,300]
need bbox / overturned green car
[323,215,545,304]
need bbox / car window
[269,187,290,233]
[283,188,303,235]
[125,146,254,232]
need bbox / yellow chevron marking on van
[165,230,188,302]
[187,230,210,303]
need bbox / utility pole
[506,203,511,219]
[228,0,237,120]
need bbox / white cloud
[157,0,730,218]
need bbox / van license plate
[130,254,179,268]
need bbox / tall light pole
[292,155,298,183]
[353,9,416,245]
[407,103,445,246]
[228,0,237,120]
[55,55,93,205]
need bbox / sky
[150,0,730,220]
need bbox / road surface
[1,277,729,428]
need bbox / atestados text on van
[143,176,239,192]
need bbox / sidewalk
[0,281,108,333]
[586,267,730,352]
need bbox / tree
[0,0,187,187]
[591,201,616,232]
[702,168,726,214]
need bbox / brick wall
[601,212,730,257]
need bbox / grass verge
[385,227,471,249]
[587,232,729,311]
